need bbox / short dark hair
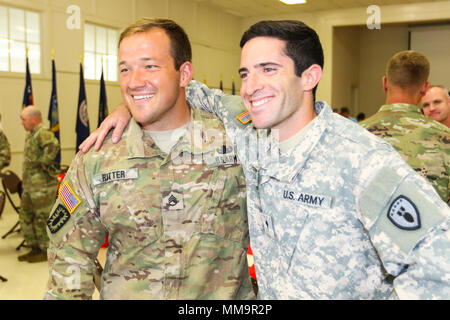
[386,50,429,91]
[119,18,192,70]
[428,85,450,97]
[240,20,324,98]
[357,112,366,121]
[340,107,350,114]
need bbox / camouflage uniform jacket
[360,103,450,204]
[23,123,60,189]
[45,106,254,300]
[186,81,450,300]
[0,129,11,170]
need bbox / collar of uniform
[378,103,421,114]
[248,128,279,174]
[171,105,216,159]
[269,101,330,183]
[28,123,43,138]
[125,118,162,159]
[30,123,43,135]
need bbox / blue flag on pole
[76,63,90,150]
[48,59,61,165]
[97,69,108,128]
[22,56,33,108]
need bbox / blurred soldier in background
[361,51,450,204]
[421,85,450,128]
[19,105,60,263]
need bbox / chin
[251,119,271,129]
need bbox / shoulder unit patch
[387,195,421,230]
[47,204,71,234]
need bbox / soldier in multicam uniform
[44,18,254,300]
[0,114,11,171]
[19,105,60,263]
[89,20,450,299]
[361,51,450,204]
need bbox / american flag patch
[236,110,252,124]
[59,181,81,213]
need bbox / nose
[128,69,146,89]
[242,72,263,97]
[428,102,437,112]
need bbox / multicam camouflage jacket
[185,80,450,300]
[361,103,450,204]
[45,107,254,300]
[23,123,60,189]
[0,129,11,171]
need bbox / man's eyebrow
[119,57,155,65]
[238,67,248,74]
[259,62,281,67]
[238,62,282,73]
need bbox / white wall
[0,0,243,177]
[358,24,410,117]
[410,24,450,89]
[331,26,360,115]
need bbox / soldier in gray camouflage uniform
[361,51,450,204]
[45,18,254,300]
[19,106,60,263]
[89,20,450,299]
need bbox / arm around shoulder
[186,80,245,122]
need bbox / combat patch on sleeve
[387,195,421,231]
[360,167,447,255]
[58,181,81,213]
[47,204,71,234]
[236,110,251,124]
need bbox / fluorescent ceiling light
[279,0,307,4]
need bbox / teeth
[252,98,270,107]
[133,94,154,100]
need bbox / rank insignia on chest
[163,192,184,211]
[47,204,70,234]
[236,110,251,124]
[59,181,81,213]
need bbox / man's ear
[382,76,388,93]
[301,64,322,92]
[419,81,430,97]
[179,61,193,87]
